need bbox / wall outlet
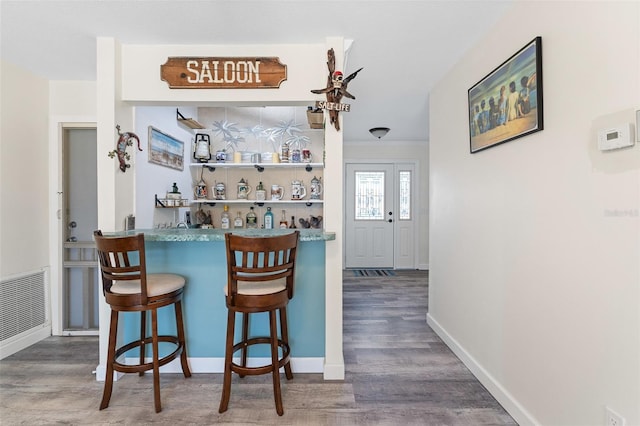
[606,406,625,426]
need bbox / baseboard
[426,313,539,426]
[418,263,429,270]
[323,360,345,380]
[96,356,325,381]
[0,326,50,360]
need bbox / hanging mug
[271,184,284,200]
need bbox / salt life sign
[161,57,287,89]
[315,100,351,112]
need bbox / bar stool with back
[218,231,300,416]
[93,230,191,413]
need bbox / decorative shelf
[155,194,189,208]
[191,199,323,207]
[177,109,205,129]
[190,162,323,173]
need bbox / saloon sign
[160,57,287,89]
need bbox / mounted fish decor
[311,48,363,131]
[108,125,141,172]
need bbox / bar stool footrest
[112,335,185,374]
[230,336,291,377]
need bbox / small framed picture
[148,126,184,171]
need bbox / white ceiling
[0,0,513,142]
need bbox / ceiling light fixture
[369,127,390,139]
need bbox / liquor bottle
[221,205,230,229]
[255,181,266,201]
[233,211,244,228]
[289,216,297,229]
[279,210,288,228]
[246,206,258,228]
[264,207,274,229]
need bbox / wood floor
[0,270,516,425]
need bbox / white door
[62,127,99,334]
[345,163,395,268]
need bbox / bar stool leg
[175,300,191,377]
[139,311,146,377]
[100,309,119,410]
[239,313,249,377]
[279,307,293,380]
[219,309,236,413]
[151,309,161,413]
[269,310,284,416]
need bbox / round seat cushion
[111,273,185,297]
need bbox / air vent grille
[0,270,48,342]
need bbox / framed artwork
[148,126,184,170]
[468,36,543,153]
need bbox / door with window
[345,163,416,269]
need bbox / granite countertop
[109,228,335,242]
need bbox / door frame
[343,159,419,269]
[49,118,96,336]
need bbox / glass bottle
[264,207,274,229]
[233,211,244,228]
[279,210,288,229]
[256,181,266,201]
[221,205,230,229]
[289,216,296,229]
[246,206,258,228]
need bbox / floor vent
[0,269,49,343]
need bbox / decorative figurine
[311,48,363,131]
[108,125,141,172]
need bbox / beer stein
[237,178,252,199]
[213,181,226,200]
[271,184,284,200]
[291,179,307,200]
[310,176,323,200]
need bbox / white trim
[323,359,345,380]
[426,313,539,426]
[418,263,429,270]
[49,116,97,337]
[0,326,51,360]
[94,356,325,380]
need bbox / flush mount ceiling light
[369,127,390,139]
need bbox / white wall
[134,106,195,229]
[428,2,639,425]
[344,140,429,269]
[0,61,50,278]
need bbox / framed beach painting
[148,126,184,170]
[468,36,543,153]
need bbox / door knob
[388,219,393,223]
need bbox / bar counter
[109,228,335,374]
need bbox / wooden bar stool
[94,230,191,413]
[218,231,300,416]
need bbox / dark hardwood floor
[0,270,516,425]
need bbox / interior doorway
[61,127,99,335]
[345,162,417,269]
